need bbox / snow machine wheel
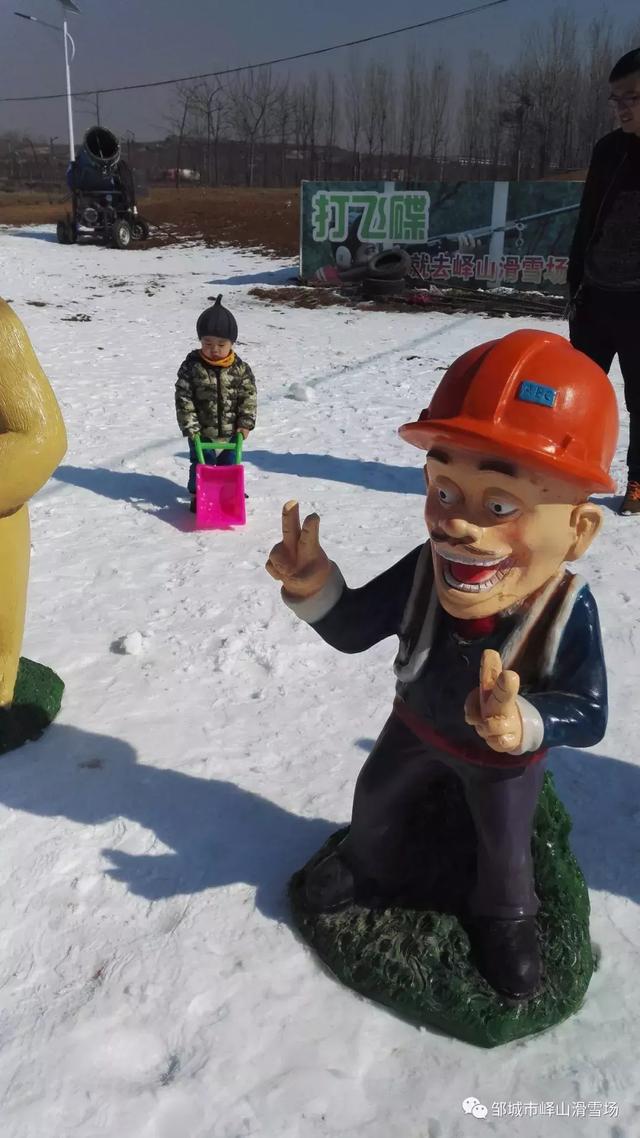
[112,219,132,249]
[130,216,150,241]
[366,248,412,280]
[362,276,407,299]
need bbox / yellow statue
[0,299,67,708]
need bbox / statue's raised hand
[464,649,523,754]
[266,500,331,599]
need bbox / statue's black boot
[301,847,357,913]
[469,917,541,1001]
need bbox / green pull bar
[193,432,244,463]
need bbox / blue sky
[1,0,638,143]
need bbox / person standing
[568,48,640,515]
[175,296,257,512]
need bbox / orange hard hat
[399,329,618,492]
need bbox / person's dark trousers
[342,714,546,920]
[187,438,236,495]
[570,287,640,481]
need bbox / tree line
[167,11,640,186]
[2,10,640,190]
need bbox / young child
[175,295,257,510]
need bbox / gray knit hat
[196,295,238,341]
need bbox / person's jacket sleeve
[568,142,602,296]
[567,132,626,297]
[175,356,199,438]
[235,362,257,432]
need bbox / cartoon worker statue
[0,299,67,749]
[267,329,618,1045]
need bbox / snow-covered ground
[0,224,638,1138]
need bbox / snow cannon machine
[57,125,151,249]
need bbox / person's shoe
[301,849,356,913]
[468,917,541,1001]
[619,480,640,516]
[189,495,196,514]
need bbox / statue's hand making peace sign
[266,500,332,599]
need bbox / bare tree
[361,61,394,178]
[189,80,226,186]
[401,48,426,181]
[574,17,616,164]
[168,83,200,188]
[226,67,283,186]
[620,17,640,56]
[302,74,320,180]
[344,54,363,179]
[375,64,395,178]
[424,61,451,162]
[497,65,534,179]
[457,52,497,174]
[362,61,378,178]
[291,75,319,182]
[320,70,340,178]
[514,11,580,177]
[272,78,293,186]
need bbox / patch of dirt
[0,186,300,257]
[399,288,566,318]
[250,284,565,319]
[0,190,68,225]
[250,286,341,309]
[145,188,299,256]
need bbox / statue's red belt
[392,697,546,769]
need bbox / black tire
[336,262,370,283]
[112,219,132,249]
[56,220,70,244]
[362,276,407,299]
[366,248,412,280]
[130,216,150,241]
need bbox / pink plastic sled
[194,434,246,529]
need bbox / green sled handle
[193,432,243,465]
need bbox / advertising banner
[300,179,583,293]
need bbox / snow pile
[286,381,314,402]
[111,631,146,656]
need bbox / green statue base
[290,772,593,1048]
[0,658,64,755]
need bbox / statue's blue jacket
[286,543,608,766]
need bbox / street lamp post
[15,1,81,163]
[62,6,76,160]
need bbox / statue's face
[424,445,603,618]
